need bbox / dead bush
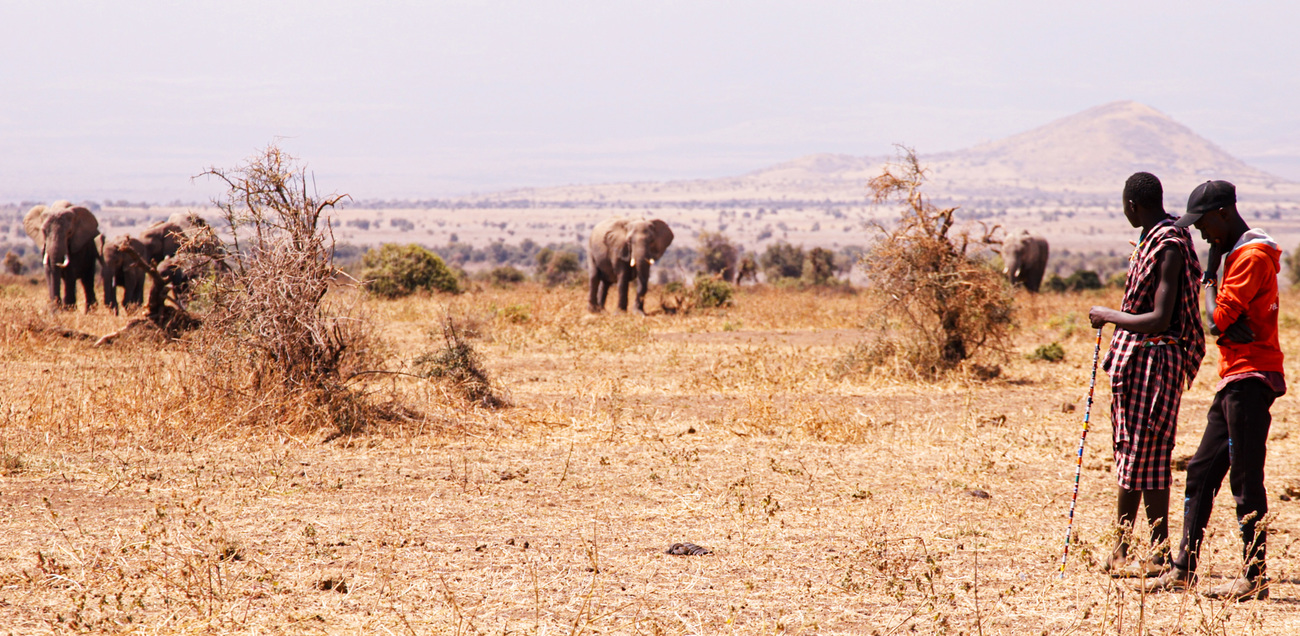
[861,147,1014,376]
[413,315,510,409]
[192,144,388,430]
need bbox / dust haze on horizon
[3,1,1300,203]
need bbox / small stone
[316,577,348,593]
[966,489,991,500]
[666,542,712,556]
[1061,403,1076,413]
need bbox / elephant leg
[616,265,632,312]
[1027,265,1045,293]
[588,273,604,312]
[59,268,78,308]
[633,265,650,315]
[103,270,119,313]
[597,279,610,309]
[78,266,96,310]
[126,276,144,307]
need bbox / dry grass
[3,279,1300,634]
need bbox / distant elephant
[98,234,149,313]
[157,252,219,299]
[1002,229,1050,293]
[736,255,758,285]
[24,201,100,310]
[139,212,211,264]
[588,217,674,314]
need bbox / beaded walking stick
[1060,326,1104,578]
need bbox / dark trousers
[1173,378,1276,580]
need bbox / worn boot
[1205,577,1269,601]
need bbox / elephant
[139,212,212,264]
[588,217,674,314]
[98,234,149,313]
[1002,228,1050,293]
[736,255,759,285]
[157,252,219,300]
[23,201,101,310]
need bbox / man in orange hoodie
[1145,180,1285,600]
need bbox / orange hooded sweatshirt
[1213,228,1284,378]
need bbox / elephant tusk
[43,253,49,268]
[648,258,655,265]
[59,256,70,268]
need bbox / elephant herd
[22,201,218,312]
[584,216,1050,314]
[21,206,1050,314]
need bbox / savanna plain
[4,280,1300,635]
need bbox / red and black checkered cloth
[1102,217,1207,490]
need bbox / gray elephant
[588,217,674,314]
[1002,229,1050,293]
[139,212,211,264]
[23,201,101,310]
[98,234,149,313]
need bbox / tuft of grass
[414,316,510,408]
[1027,341,1066,362]
[1,452,23,475]
[693,274,735,309]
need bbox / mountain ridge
[482,101,1299,203]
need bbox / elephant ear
[647,219,673,260]
[23,205,47,245]
[68,206,101,252]
[605,218,632,262]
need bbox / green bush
[1027,342,1066,362]
[485,265,526,287]
[696,231,740,280]
[760,241,804,281]
[360,243,461,298]
[1065,270,1103,291]
[1046,270,1105,293]
[536,248,583,286]
[801,247,837,285]
[693,273,734,308]
[1285,248,1300,286]
[498,303,531,324]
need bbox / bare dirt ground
[3,281,1300,634]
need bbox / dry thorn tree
[861,147,1014,375]
[195,144,383,429]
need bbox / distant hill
[483,101,1300,204]
[924,101,1290,197]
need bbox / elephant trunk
[633,258,651,309]
[1003,258,1019,280]
[45,227,70,271]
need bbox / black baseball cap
[1175,180,1236,227]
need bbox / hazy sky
[3,1,1299,202]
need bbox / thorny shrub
[193,144,388,430]
[414,315,510,408]
[695,231,741,281]
[860,147,1014,376]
